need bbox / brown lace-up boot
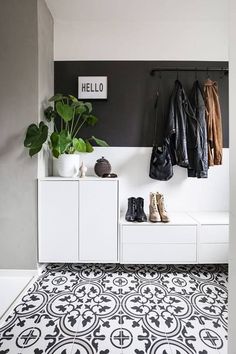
[156,193,170,223]
[149,192,161,222]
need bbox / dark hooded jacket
[165,80,196,168]
[188,80,208,178]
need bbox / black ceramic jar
[94,156,111,177]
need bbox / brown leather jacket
[204,79,223,166]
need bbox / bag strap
[153,90,159,145]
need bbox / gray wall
[0,0,53,269]
[38,0,54,177]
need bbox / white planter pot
[53,154,80,177]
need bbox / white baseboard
[0,269,37,277]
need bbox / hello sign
[78,76,107,99]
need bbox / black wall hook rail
[150,67,229,76]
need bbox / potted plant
[24,94,108,177]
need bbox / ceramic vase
[53,154,80,177]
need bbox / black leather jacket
[165,80,208,178]
[165,80,195,168]
[188,80,208,178]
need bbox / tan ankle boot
[156,193,170,223]
[149,192,161,222]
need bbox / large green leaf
[91,135,109,147]
[24,122,48,156]
[76,105,87,115]
[85,139,94,153]
[50,131,59,145]
[72,138,87,152]
[84,102,92,113]
[58,131,72,153]
[69,95,78,103]
[56,102,74,122]
[86,115,98,126]
[50,130,72,157]
[71,101,84,108]
[44,106,57,122]
[50,132,60,158]
[29,145,42,157]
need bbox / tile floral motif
[0,264,228,354]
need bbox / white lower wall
[74,147,229,214]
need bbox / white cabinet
[38,178,119,263]
[79,180,118,262]
[38,181,79,262]
[38,180,228,265]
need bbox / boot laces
[151,194,158,212]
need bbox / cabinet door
[79,180,118,262]
[38,181,79,262]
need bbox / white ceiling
[46,0,227,22]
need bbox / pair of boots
[125,197,147,222]
[149,192,169,223]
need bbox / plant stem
[71,114,82,137]
[73,118,86,138]
[70,107,76,135]
[54,119,58,133]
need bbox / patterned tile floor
[0,264,228,354]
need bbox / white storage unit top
[189,211,229,225]
[121,212,197,226]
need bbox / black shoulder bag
[149,90,173,181]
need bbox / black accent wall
[54,61,229,147]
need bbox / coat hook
[220,67,227,79]
[176,68,179,80]
[195,67,198,80]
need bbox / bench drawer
[121,243,197,263]
[122,225,196,244]
[199,225,229,243]
[198,244,228,263]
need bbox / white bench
[190,211,229,264]
[119,211,229,264]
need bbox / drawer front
[198,244,228,263]
[121,243,197,263]
[122,225,196,244]
[200,225,229,243]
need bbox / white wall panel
[46,0,228,61]
[78,147,229,213]
[53,20,228,61]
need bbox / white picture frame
[78,76,107,99]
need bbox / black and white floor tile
[0,263,228,354]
